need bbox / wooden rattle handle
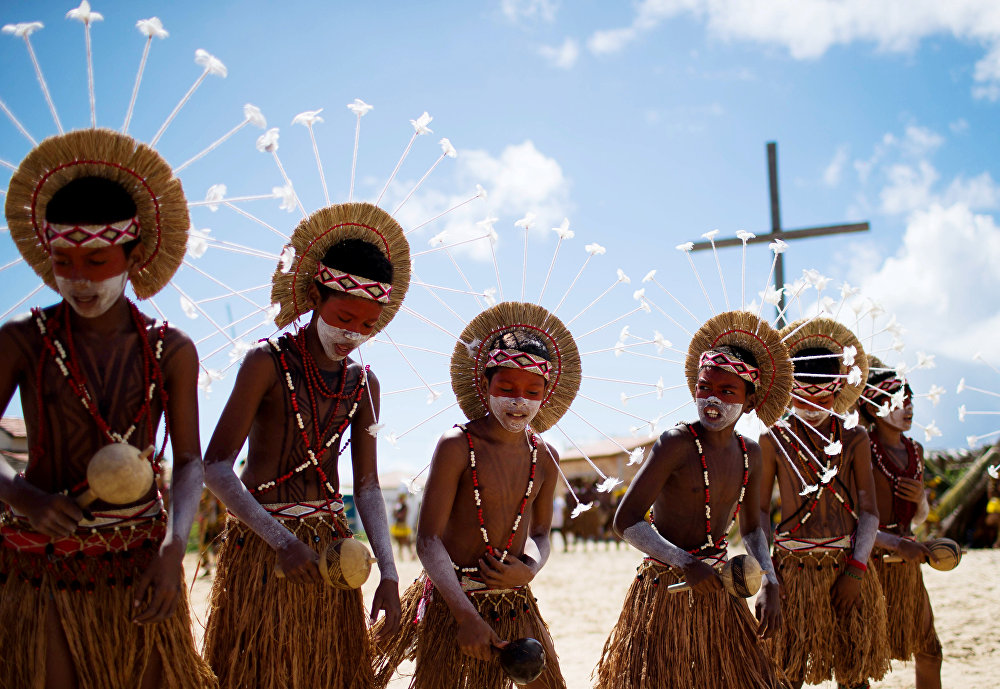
[76,488,99,508]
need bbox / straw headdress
[5,128,189,299]
[685,310,794,427]
[780,316,869,414]
[450,301,580,433]
[270,202,410,333]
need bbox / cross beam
[690,141,869,328]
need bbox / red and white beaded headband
[315,263,392,304]
[862,376,904,401]
[699,349,760,385]
[794,379,844,397]
[485,348,552,381]
[43,217,140,250]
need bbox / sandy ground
[186,544,999,689]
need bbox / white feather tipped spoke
[959,410,1000,416]
[553,254,595,315]
[0,97,36,146]
[199,233,282,259]
[123,34,153,133]
[392,402,458,442]
[197,314,273,357]
[188,193,277,207]
[553,423,612,482]
[370,338,449,357]
[793,372,855,380]
[488,235,504,302]
[756,251,782,322]
[410,232,493,258]
[0,257,24,273]
[791,352,845,362]
[621,389,658,403]
[400,305,460,340]
[181,260,262,309]
[777,422,829,471]
[174,118,254,173]
[82,19,97,126]
[623,350,684,365]
[382,332,442,399]
[959,383,1000,399]
[145,297,169,322]
[583,374,662,388]
[151,58,222,147]
[412,271,466,324]
[582,339,656,355]
[222,201,289,241]
[576,305,646,339]
[394,153,447,215]
[647,276,701,324]
[681,250,715,314]
[0,284,44,321]
[382,382,449,397]
[967,430,1000,445]
[737,232,755,310]
[640,294,693,337]
[409,280,488,297]
[267,151,308,219]
[704,234,730,310]
[20,32,63,134]
[538,236,565,304]
[405,192,482,235]
[195,283,269,305]
[576,392,656,425]
[349,112,363,202]
[170,283,238,347]
[377,131,419,206]
[304,123,330,206]
[779,313,823,343]
[790,393,848,421]
[0,159,16,172]
[443,248,485,309]
[973,353,1000,377]
[219,330,280,375]
[566,277,626,327]
[353,347,381,422]
[521,227,528,301]
[764,427,813,491]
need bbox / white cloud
[391,141,572,261]
[823,144,850,187]
[539,37,579,69]
[585,0,1000,99]
[501,0,557,23]
[859,203,1000,359]
[943,172,1000,210]
[880,160,939,214]
[949,118,969,134]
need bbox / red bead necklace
[869,434,920,530]
[455,424,538,573]
[686,423,749,553]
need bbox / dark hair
[702,344,758,396]
[316,238,394,301]
[793,346,840,385]
[858,368,912,424]
[45,176,141,256]
[484,329,551,383]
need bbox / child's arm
[740,440,781,638]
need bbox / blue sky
[3,1,1000,479]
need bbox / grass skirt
[0,526,215,689]
[593,559,784,689]
[202,513,374,689]
[875,552,941,661]
[768,548,890,686]
[373,573,565,689]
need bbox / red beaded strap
[685,423,750,554]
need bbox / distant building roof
[0,418,26,438]
[559,434,656,461]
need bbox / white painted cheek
[793,404,831,425]
[315,318,370,360]
[55,272,128,318]
[488,395,542,432]
[695,396,744,430]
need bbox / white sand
[187,545,1000,688]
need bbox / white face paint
[792,404,831,427]
[55,272,128,318]
[696,396,744,431]
[883,405,912,432]
[488,395,542,433]
[316,316,369,361]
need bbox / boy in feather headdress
[594,311,789,689]
[760,318,890,689]
[202,203,405,689]
[860,362,941,689]
[0,132,215,689]
[374,302,574,689]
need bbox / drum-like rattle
[75,443,155,508]
[275,537,378,589]
[667,554,763,598]
[883,537,962,571]
[498,637,546,685]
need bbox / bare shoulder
[740,434,763,464]
[0,310,45,370]
[349,360,378,393]
[428,426,472,476]
[651,424,693,457]
[536,435,559,462]
[842,425,870,452]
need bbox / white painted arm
[354,483,399,582]
[743,527,779,585]
[621,520,696,568]
[852,511,880,564]
[203,462,298,551]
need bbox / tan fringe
[0,545,215,689]
[593,561,784,689]
[202,514,374,689]
[875,554,941,661]
[373,574,564,689]
[768,549,891,686]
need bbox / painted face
[792,390,835,427]
[314,293,384,360]
[50,245,131,318]
[486,367,547,433]
[695,366,751,431]
[881,390,913,432]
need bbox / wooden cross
[690,142,869,327]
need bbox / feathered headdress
[780,316,868,414]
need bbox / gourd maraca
[498,637,546,685]
[275,537,378,589]
[666,553,763,598]
[76,443,155,508]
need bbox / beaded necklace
[776,417,857,535]
[454,423,538,574]
[686,423,750,553]
[32,301,168,478]
[870,434,921,530]
[254,332,367,496]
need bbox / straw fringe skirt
[0,538,215,689]
[202,514,374,689]
[768,548,890,686]
[593,560,784,689]
[875,554,942,661]
[373,574,565,689]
